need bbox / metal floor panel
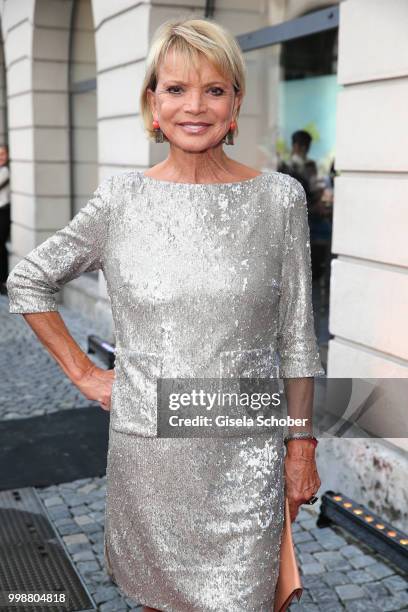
[0,487,96,612]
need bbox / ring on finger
[304,495,319,505]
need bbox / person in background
[279,132,334,281]
[278,129,314,196]
[0,144,10,293]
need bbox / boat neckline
[139,170,268,187]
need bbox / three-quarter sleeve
[277,177,325,378]
[6,175,113,314]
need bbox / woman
[6,18,324,612]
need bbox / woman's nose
[183,90,206,113]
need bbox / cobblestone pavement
[37,475,408,612]
[1,294,407,611]
[0,294,112,419]
[37,477,143,612]
[288,511,408,611]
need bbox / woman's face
[147,48,242,152]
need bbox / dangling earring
[223,119,237,146]
[152,118,165,143]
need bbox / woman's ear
[146,88,157,119]
[233,90,243,119]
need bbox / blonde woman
[7,18,324,612]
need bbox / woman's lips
[178,123,211,134]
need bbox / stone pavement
[36,474,408,612]
[288,508,408,611]
[1,295,407,611]
[0,295,111,420]
[37,477,143,612]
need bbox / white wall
[3,0,72,268]
[325,0,408,506]
[71,0,98,216]
[94,1,155,178]
[329,0,408,380]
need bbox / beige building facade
[2,0,407,525]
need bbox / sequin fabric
[7,169,325,611]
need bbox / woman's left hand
[284,439,321,522]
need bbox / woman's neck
[146,145,242,184]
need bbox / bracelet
[284,432,318,447]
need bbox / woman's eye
[166,86,225,95]
[209,87,224,96]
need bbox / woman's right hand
[284,440,321,522]
[74,363,116,411]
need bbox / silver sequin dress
[6,170,324,611]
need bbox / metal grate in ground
[0,487,96,612]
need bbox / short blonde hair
[140,18,246,141]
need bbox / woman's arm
[283,377,321,521]
[6,176,115,409]
[22,311,114,411]
[277,178,324,380]
[277,178,325,521]
[6,176,113,313]
[283,376,314,435]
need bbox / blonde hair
[140,18,246,141]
